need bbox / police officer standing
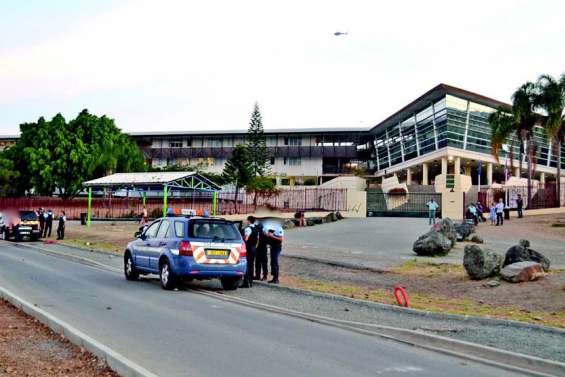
[254,222,269,281]
[265,223,284,284]
[242,216,259,288]
[43,209,53,238]
[56,210,66,240]
[38,208,45,235]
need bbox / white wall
[271,157,322,177]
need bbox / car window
[19,211,37,221]
[156,220,170,239]
[174,221,185,238]
[144,221,161,239]
[189,221,240,241]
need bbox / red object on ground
[43,240,57,244]
[394,285,410,307]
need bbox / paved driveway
[284,218,430,269]
[284,217,565,269]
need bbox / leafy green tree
[245,176,279,210]
[535,73,565,202]
[222,144,253,212]
[8,110,145,199]
[246,102,270,177]
[489,82,538,205]
[0,150,19,196]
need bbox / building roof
[128,127,368,138]
[368,83,511,134]
[82,172,221,191]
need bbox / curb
[196,288,565,377]
[0,286,158,377]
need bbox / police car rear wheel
[124,252,139,281]
[220,277,240,291]
[160,260,177,290]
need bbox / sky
[1,0,564,134]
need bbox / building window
[170,140,183,148]
[284,136,302,146]
[207,137,222,147]
[284,157,301,166]
[270,157,275,165]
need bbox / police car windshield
[189,220,240,241]
[19,211,37,221]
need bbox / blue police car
[124,217,247,290]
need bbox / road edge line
[0,285,159,377]
[195,289,565,377]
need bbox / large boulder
[501,261,544,283]
[454,223,475,241]
[503,239,551,271]
[336,211,344,220]
[413,230,453,256]
[323,212,338,223]
[463,244,502,279]
[435,218,457,247]
[470,234,484,244]
[282,219,296,229]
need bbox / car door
[149,219,171,271]
[134,220,161,269]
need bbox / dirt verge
[0,299,118,377]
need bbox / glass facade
[370,93,565,172]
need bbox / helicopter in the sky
[334,31,348,36]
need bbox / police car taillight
[237,243,247,258]
[179,241,193,256]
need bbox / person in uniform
[43,209,53,238]
[265,223,284,284]
[56,211,66,240]
[242,216,259,288]
[254,222,268,281]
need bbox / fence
[367,189,442,217]
[469,183,565,211]
[0,188,348,219]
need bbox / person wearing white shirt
[426,199,440,225]
[495,199,505,226]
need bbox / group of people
[466,194,524,227]
[428,193,525,227]
[37,208,66,240]
[242,216,284,287]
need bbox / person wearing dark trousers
[56,211,66,240]
[254,223,269,281]
[495,199,505,226]
[38,208,45,235]
[265,224,284,284]
[516,194,524,218]
[242,216,259,288]
[43,209,53,238]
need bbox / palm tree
[535,73,565,206]
[489,82,538,206]
[511,82,539,207]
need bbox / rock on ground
[413,230,453,256]
[435,218,457,247]
[503,239,551,271]
[470,234,484,244]
[336,211,344,220]
[463,244,502,280]
[454,223,475,241]
[501,261,545,283]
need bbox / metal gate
[367,189,442,217]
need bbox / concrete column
[422,163,429,185]
[441,157,448,175]
[406,168,412,185]
[540,172,545,184]
[455,157,461,176]
[487,162,493,186]
[464,165,471,176]
[514,166,520,178]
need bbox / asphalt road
[0,242,528,377]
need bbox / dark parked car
[4,210,42,241]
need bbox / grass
[390,259,466,278]
[59,238,123,254]
[280,275,565,328]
